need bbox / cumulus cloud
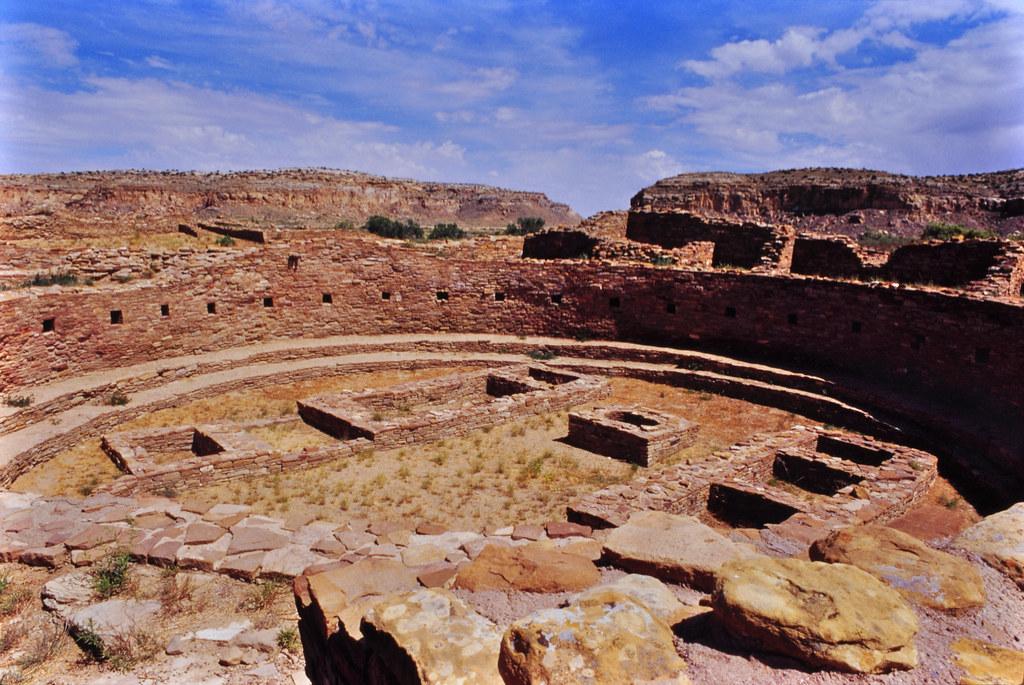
[0,22,78,67]
[0,76,470,180]
[652,4,1024,173]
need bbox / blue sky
[1,1,1022,215]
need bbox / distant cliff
[631,168,1024,238]
[0,168,581,239]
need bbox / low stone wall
[299,365,610,449]
[566,405,697,466]
[626,211,794,270]
[569,426,936,553]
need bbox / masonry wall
[2,236,1022,494]
[884,241,1005,286]
[625,211,793,269]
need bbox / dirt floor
[186,376,805,531]
[13,371,805,531]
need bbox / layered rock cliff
[631,168,1024,238]
[0,168,580,239]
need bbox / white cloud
[0,76,470,181]
[438,67,518,100]
[649,13,1024,173]
[0,23,78,67]
[145,55,174,70]
[681,0,1013,80]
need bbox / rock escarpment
[631,168,1024,238]
[0,168,580,239]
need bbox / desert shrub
[364,215,423,240]
[277,626,299,653]
[650,254,677,266]
[0,575,31,617]
[239,580,283,612]
[333,219,355,230]
[93,551,132,598]
[108,391,130,406]
[504,217,545,236]
[428,223,465,240]
[3,395,32,408]
[216,234,236,246]
[921,222,995,241]
[528,349,557,361]
[858,229,914,249]
[23,271,78,288]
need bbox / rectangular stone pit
[297,364,610,450]
[566,405,697,467]
[102,422,274,475]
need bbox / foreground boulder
[499,590,690,684]
[453,542,599,592]
[361,589,503,684]
[576,573,697,627]
[713,557,918,673]
[602,510,756,591]
[954,503,1024,589]
[951,637,1024,685]
[810,525,985,610]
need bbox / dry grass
[12,366,472,496]
[192,376,807,530]
[14,368,806,530]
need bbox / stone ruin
[298,365,609,448]
[1,167,1023,684]
[566,404,697,466]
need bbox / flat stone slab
[955,503,1024,590]
[362,589,503,684]
[810,524,985,611]
[713,556,918,674]
[304,558,419,639]
[184,522,228,545]
[499,589,689,685]
[454,542,600,593]
[602,511,756,591]
[69,599,162,646]
[951,637,1024,685]
[227,526,289,555]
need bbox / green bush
[4,395,32,408]
[921,222,995,241]
[428,223,466,240]
[93,552,132,598]
[24,271,78,288]
[528,349,557,361]
[276,626,299,653]
[363,215,423,240]
[504,217,545,236]
[333,219,355,230]
[857,230,914,249]
[215,235,236,246]
[108,391,130,406]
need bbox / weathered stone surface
[454,543,599,593]
[69,599,161,648]
[713,557,918,673]
[810,524,985,610]
[21,544,67,568]
[42,570,95,616]
[219,551,264,580]
[955,503,1024,589]
[417,565,458,589]
[576,573,692,626]
[183,522,227,545]
[499,591,690,685]
[305,558,419,639]
[951,637,1024,685]
[261,544,328,579]
[176,533,232,571]
[196,620,252,643]
[545,521,592,539]
[227,526,289,555]
[511,524,544,541]
[603,511,756,591]
[401,544,447,568]
[361,589,503,684]
[64,524,121,550]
